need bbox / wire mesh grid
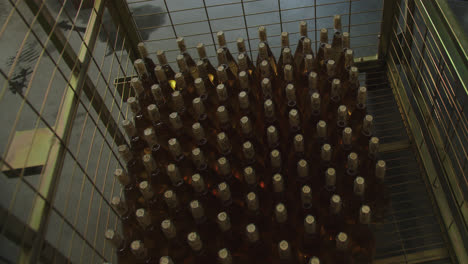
[0,0,464,263]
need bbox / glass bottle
[256,26,277,75]
[176,37,197,77]
[216,49,237,90]
[104,229,132,261]
[154,65,175,99]
[146,104,169,144]
[216,212,243,252]
[187,231,211,263]
[319,168,337,206]
[122,119,147,153]
[298,216,320,263]
[176,55,195,96]
[217,31,238,75]
[135,208,161,251]
[350,86,368,128]
[277,240,298,264]
[160,219,188,261]
[134,59,155,98]
[322,195,345,246]
[114,168,142,207]
[244,223,271,261]
[150,84,170,120]
[137,42,157,82]
[294,21,308,66]
[130,76,153,108]
[130,240,157,264]
[156,50,175,82]
[118,144,146,181]
[237,38,256,75]
[333,232,352,264]
[273,203,294,243]
[127,96,150,131]
[218,248,236,264]
[142,153,162,187]
[351,205,375,263]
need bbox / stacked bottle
[106,16,388,264]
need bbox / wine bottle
[319,168,336,205]
[277,32,290,69]
[142,153,162,187]
[270,149,283,174]
[159,256,174,264]
[294,21,308,66]
[111,196,138,236]
[150,84,171,120]
[350,205,375,263]
[333,232,351,264]
[154,65,175,98]
[237,38,256,74]
[245,223,271,261]
[278,240,298,264]
[131,240,158,264]
[322,195,345,244]
[147,104,170,144]
[272,173,286,204]
[342,32,350,49]
[217,49,237,89]
[130,76,153,108]
[156,50,176,82]
[274,203,294,242]
[160,218,189,260]
[122,119,147,153]
[118,144,146,181]
[350,86,367,128]
[137,42,157,82]
[127,96,150,131]
[216,212,243,252]
[196,43,218,82]
[187,231,210,263]
[218,248,234,264]
[135,208,161,250]
[217,31,239,75]
[176,55,195,93]
[114,168,142,207]
[299,215,321,262]
[134,59,155,97]
[257,26,277,74]
[176,37,197,77]
[105,229,132,260]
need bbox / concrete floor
[0,0,466,263]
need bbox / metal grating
[0,0,466,263]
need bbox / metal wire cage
[0,0,466,263]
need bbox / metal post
[379,0,400,60]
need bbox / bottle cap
[191,173,206,193]
[286,84,296,103]
[105,229,123,248]
[177,37,187,52]
[303,38,312,54]
[216,84,228,102]
[343,127,352,145]
[154,65,167,82]
[270,149,282,169]
[176,55,188,73]
[304,53,314,71]
[264,99,275,120]
[321,144,332,161]
[114,168,130,186]
[167,163,182,186]
[369,137,380,157]
[196,61,207,79]
[376,160,386,180]
[192,122,206,142]
[217,211,231,231]
[216,106,230,124]
[137,42,148,58]
[267,126,279,148]
[246,223,259,242]
[337,105,348,126]
[342,32,350,48]
[326,58,335,75]
[151,84,165,104]
[243,166,256,185]
[217,157,231,176]
[331,79,341,99]
[336,232,349,251]
[320,28,328,43]
[130,78,144,94]
[161,219,177,239]
[135,208,152,228]
[237,37,246,53]
[117,145,132,163]
[281,32,289,47]
[171,90,185,113]
[345,49,354,68]
[246,192,259,211]
[196,43,207,58]
[192,97,206,119]
[294,134,304,153]
[334,15,342,30]
[330,194,342,214]
[240,116,252,135]
[218,248,232,264]
[159,256,174,264]
[289,109,300,128]
[260,60,270,77]
[239,72,250,91]
[121,119,136,138]
[282,48,293,65]
[164,190,178,209]
[216,64,228,81]
[362,115,374,136]
[217,182,232,203]
[300,21,308,36]
[304,215,316,234]
[142,154,157,172]
[131,240,147,258]
[187,232,203,251]
[134,59,147,76]
[191,148,207,170]
[261,78,272,98]
[139,181,155,201]
[309,71,318,92]
[169,112,183,131]
[258,26,267,42]
[273,174,284,193]
[238,91,250,109]
[324,45,333,60]
[168,138,182,159]
[147,104,161,123]
[127,97,140,114]
[189,200,205,221]
[297,159,309,179]
[347,152,358,172]
[275,203,288,223]
[217,31,227,46]
[301,185,313,207]
[156,50,168,65]
[258,42,268,59]
[278,240,291,260]
[311,92,321,113]
[238,53,248,71]
[357,86,367,108]
[354,176,365,196]
[217,132,232,154]
[326,168,336,187]
[284,64,293,82]
[360,205,371,224]
[242,141,255,161]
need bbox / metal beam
[378,0,400,60]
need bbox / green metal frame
[382,0,468,263]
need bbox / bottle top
[216,106,230,124]
[176,37,187,52]
[176,55,188,73]
[127,97,140,114]
[304,53,314,71]
[238,91,250,109]
[275,203,288,223]
[171,90,185,113]
[246,223,259,242]
[286,84,296,103]
[137,42,148,58]
[321,144,332,161]
[142,154,157,173]
[156,50,168,65]
[281,32,289,47]
[347,152,358,171]
[330,194,342,214]
[369,137,380,156]
[300,21,308,36]
[147,104,161,123]
[326,58,335,75]
[331,79,341,98]
[320,28,328,43]
[289,108,300,128]
[304,215,317,234]
[135,208,152,228]
[258,43,268,59]
[194,78,206,97]
[345,49,354,67]
[217,157,231,176]
[278,240,291,259]
[218,248,233,264]
[159,256,174,264]
[311,92,321,113]
[168,112,183,131]
[190,200,205,220]
[114,168,130,186]
[134,59,147,76]
[111,196,128,216]
[130,78,144,94]
[282,48,293,64]
[343,127,352,145]
[191,173,206,193]
[357,86,367,107]
[187,232,203,251]
[309,257,320,264]
[264,99,275,119]
[243,166,256,185]
[239,72,249,91]
[168,138,182,159]
[354,176,365,196]
[217,31,227,46]
[196,61,207,78]
[217,50,228,67]
[261,78,272,98]
[284,64,293,82]
[154,65,167,82]
[258,26,267,42]
[337,105,348,125]
[151,84,165,104]
[362,114,374,136]
[216,64,228,82]
[196,43,207,59]
[309,72,318,92]
[191,148,206,169]
[273,173,284,193]
[192,122,206,142]
[297,159,309,178]
[104,229,123,248]
[303,38,312,54]
[246,191,259,211]
[117,145,132,163]
[217,211,231,231]
[267,125,279,147]
[334,14,342,30]
[167,163,182,186]
[326,168,336,187]
[121,119,136,138]
[242,141,255,161]
[131,240,147,258]
[270,149,282,169]
[192,97,206,119]
[376,160,386,180]
[217,182,232,203]
[164,190,178,209]
[336,232,349,251]
[216,84,228,102]
[301,185,313,206]
[237,37,246,53]
[238,53,248,70]
[360,205,372,224]
[342,32,350,48]
[294,134,305,153]
[161,219,177,239]
[217,132,232,154]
